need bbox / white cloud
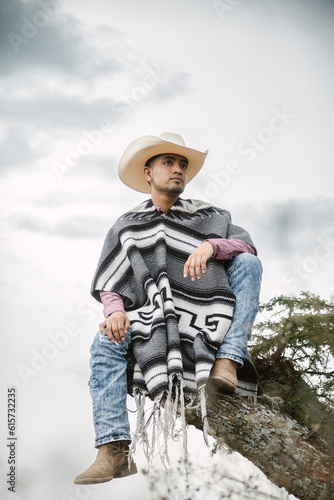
[1,0,121,77]
[0,1,333,498]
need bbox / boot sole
[74,462,138,484]
[74,476,114,485]
[209,376,236,393]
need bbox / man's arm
[99,291,130,344]
[208,238,255,260]
[100,239,254,332]
[183,238,254,281]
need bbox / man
[74,132,262,485]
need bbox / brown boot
[74,440,137,485]
[209,358,238,393]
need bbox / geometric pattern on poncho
[91,198,258,400]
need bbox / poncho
[91,198,258,461]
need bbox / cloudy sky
[0,0,333,499]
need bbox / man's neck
[151,193,180,213]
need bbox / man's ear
[143,166,152,183]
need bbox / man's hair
[145,154,161,168]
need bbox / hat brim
[118,135,208,193]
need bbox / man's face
[144,153,188,195]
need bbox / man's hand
[183,241,214,281]
[99,311,130,344]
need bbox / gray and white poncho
[91,198,258,458]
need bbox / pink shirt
[99,204,255,318]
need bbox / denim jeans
[89,252,262,446]
[217,253,262,366]
[89,329,132,447]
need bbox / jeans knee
[233,253,263,278]
[249,253,262,273]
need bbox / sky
[0,0,333,499]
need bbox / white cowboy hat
[118,132,208,193]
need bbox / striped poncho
[91,198,258,403]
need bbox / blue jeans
[89,253,262,446]
[217,253,262,366]
[89,329,132,447]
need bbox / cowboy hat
[118,132,208,193]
